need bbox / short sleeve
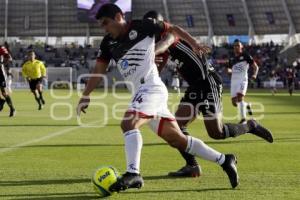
[245,53,254,65]
[227,58,233,69]
[96,37,112,63]
[142,18,169,37]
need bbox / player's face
[99,15,122,39]
[28,52,35,60]
[233,42,243,54]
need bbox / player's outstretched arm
[251,62,259,80]
[167,24,211,56]
[155,33,176,55]
[77,61,108,115]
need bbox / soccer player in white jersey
[269,70,278,95]
[227,40,259,124]
[77,4,239,192]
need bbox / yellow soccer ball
[92,166,120,198]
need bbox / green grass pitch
[0,89,299,200]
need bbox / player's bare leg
[159,119,239,188]
[0,94,5,112]
[203,112,273,143]
[37,83,45,105]
[110,112,150,192]
[235,93,252,124]
[0,87,15,117]
[168,103,201,177]
[31,88,42,110]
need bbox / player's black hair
[27,50,35,54]
[96,3,123,20]
[143,10,164,21]
[233,39,242,44]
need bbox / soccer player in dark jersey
[77,4,240,192]
[143,11,273,177]
[286,68,295,96]
[227,39,258,124]
[0,46,16,117]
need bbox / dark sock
[5,96,14,109]
[34,96,41,105]
[38,91,44,101]
[223,123,250,138]
[179,128,198,166]
[0,98,6,111]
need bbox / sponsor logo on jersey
[174,59,184,69]
[232,61,247,73]
[120,59,129,70]
[97,49,102,57]
[109,41,117,45]
[123,67,137,78]
[129,30,138,40]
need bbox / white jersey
[229,52,254,82]
[116,37,161,92]
[97,19,169,93]
[96,19,175,122]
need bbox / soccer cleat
[38,104,43,110]
[9,108,15,117]
[0,98,5,112]
[168,165,201,177]
[247,103,253,115]
[109,172,144,192]
[239,119,247,124]
[221,154,239,189]
[247,119,273,143]
[41,98,45,105]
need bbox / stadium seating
[1,0,300,36]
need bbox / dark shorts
[288,79,294,90]
[0,66,7,89]
[29,77,43,91]
[180,72,223,116]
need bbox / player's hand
[251,75,257,81]
[191,44,211,56]
[155,55,164,65]
[77,96,90,116]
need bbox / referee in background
[22,50,46,110]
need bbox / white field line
[0,119,104,154]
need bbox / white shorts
[128,81,174,119]
[127,81,175,135]
[270,80,276,88]
[171,77,180,88]
[231,79,248,97]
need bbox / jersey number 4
[133,94,143,104]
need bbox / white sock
[238,101,247,120]
[185,136,225,165]
[124,129,143,174]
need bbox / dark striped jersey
[168,39,211,85]
[97,19,169,91]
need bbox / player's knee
[231,98,237,107]
[166,138,185,150]
[207,130,224,140]
[163,134,187,151]
[1,90,8,97]
[121,120,135,132]
[237,94,244,102]
[206,124,224,139]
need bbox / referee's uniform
[22,58,46,109]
